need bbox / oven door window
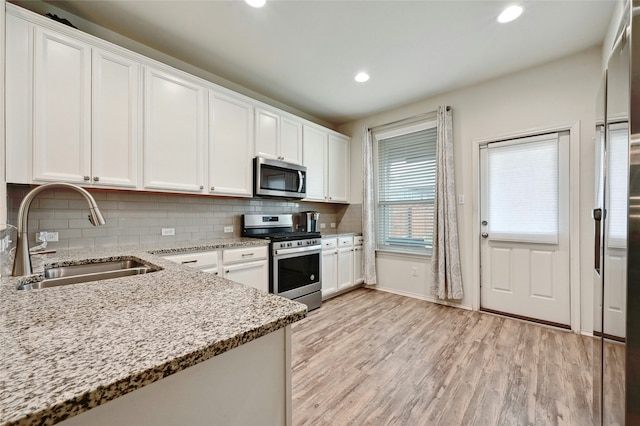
[276,252,320,293]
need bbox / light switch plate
[320,223,326,229]
[224,226,233,233]
[161,228,175,236]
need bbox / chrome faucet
[12,183,106,277]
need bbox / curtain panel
[430,106,464,299]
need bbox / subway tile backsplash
[7,184,363,249]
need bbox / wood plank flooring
[291,288,593,426]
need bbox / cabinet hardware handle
[83,176,90,181]
[242,253,254,257]
[214,272,218,276]
[93,176,100,182]
[181,260,198,264]
[226,270,230,274]
[199,185,204,190]
[211,187,215,191]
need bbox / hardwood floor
[291,288,593,426]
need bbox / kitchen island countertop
[0,238,306,426]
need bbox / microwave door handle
[298,171,304,192]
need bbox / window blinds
[487,134,559,244]
[376,126,437,251]
[607,123,629,247]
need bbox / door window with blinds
[374,120,436,253]
[486,133,559,244]
[607,122,629,248]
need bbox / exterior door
[480,132,571,326]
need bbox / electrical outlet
[458,195,465,205]
[223,226,233,233]
[36,231,58,242]
[330,223,336,228]
[161,228,175,236]
[412,266,418,276]
[320,223,326,229]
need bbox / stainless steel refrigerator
[593,1,640,424]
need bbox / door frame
[471,122,581,332]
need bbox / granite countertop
[0,238,307,426]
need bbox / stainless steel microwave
[254,157,306,199]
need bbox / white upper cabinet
[5,5,350,200]
[92,49,141,188]
[327,134,350,203]
[143,66,206,193]
[209,91,254,197]
[280,116,303,164]
[303,125,350,203]
[6,13,33,184]
[33,27,91,183]
[302,125,327,202]
[6,13,140,189]
[255,108,303,165]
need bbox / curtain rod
[367,106,450,132]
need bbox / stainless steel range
[242,214,322,311]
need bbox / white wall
[339,47,602,332]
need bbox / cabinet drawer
[162,251,219,268]
[322,238,337,250]
[354,236,364,246]
[338,236,353,247]
[223,246,268,264]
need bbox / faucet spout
[12,183,106,277]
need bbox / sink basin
[17,259,159,290]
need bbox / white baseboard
[367,284,472,311]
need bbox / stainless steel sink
[17,259,159,290]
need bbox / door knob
[481,232,489,238]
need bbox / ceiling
[33,0,615,126]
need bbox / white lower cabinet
[353,236,364,285]
[161,250,219,276]
[321,238,338,299]
[322,235,362,298]
[337,244,354,290]
[222,246,269,293]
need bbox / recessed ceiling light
[245,0,266,8]
[497,5,523,23]
[355,72,370,83]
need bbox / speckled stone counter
[0,238,307,426]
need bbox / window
[374,120,437,253]
[607,122,629,248]
[486,133,559,244]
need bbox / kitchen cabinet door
[337,247,354,290]
[255,108,279,161]
[33,27,91,183]
[92,48,141,188]
[353,245,364,284]
[280,117,303,164]
[144,67,206,193]
[303,125,327,201]
[6,13,33,184]
[255,108,303,165]
[322,249,338,299]
[223,260,269,293]
[209,91,254,197]
[328,134,350,203]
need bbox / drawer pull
[181,260,198,265]
[241,253,254,257]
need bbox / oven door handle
[274,245,321,256]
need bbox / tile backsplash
[6,184,363,249]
